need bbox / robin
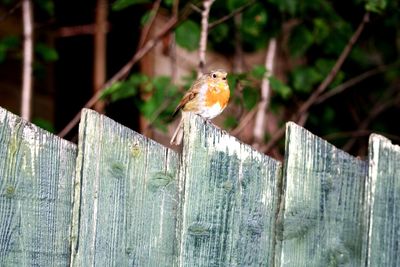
[170,69,230,145]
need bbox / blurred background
[0,0,399,160]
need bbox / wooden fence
[0,105,399,266]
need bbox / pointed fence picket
[0,106,398,267]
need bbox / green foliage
[0,36,19,63]
[112,0,151,11]
[35,43,58,62]
[365,0,387,13]
[289,26,314,57]
[227,0,248,11]
[175,20,200,51]
[103,73,181,131]
[291,67,323,93]
[269,77,292,99]
[35,0,55,15]
[268,0,298,15]
[140,10,154,26]
[242,86,259,110]
[251,65,267,80]
[240,3,268,50]
[101,73,146,101]
[32,118,55,133]
[224,115,238,129]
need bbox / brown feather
[172,90,198,117]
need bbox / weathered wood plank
[0,106,77,266]
[279,122,367,266]
[71,109,179,267]
[177,113,282,266]
[363,134,400,266]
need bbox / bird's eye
[222,77,227,80]
[212,73,217,78]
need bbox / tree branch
[296,12,370,125]
[198,0,215,75]
[21,0,33,120]
[315,61,399,104]
[0,0,22,22]
[343,87,400,151]
[208,0,255,30]
[253,38,276,146]
[59,18,183,138]
[138,0,162,48]
[262,12,370,153]
[230,108,257,136]
[93,0,108,113]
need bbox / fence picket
[363,134,400,266]
[177,113,282,266]
[71,109,179,267]
[1,105,400,266]
[0,107,76,266]
[278,122,367,266]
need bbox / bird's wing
[172,89,199,117]
[172,78,205,116]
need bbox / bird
[170,69,230,145]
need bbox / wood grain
[71,109,179,267]
[363,134,400,266]
[0,106,76,266]
[177,113,282,266]
[279,122,367,266]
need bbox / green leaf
[251,65,267,79]
[242,86,260,110]
[269,0,298,15]
[241,3,268,39]
[227,75,238,94]
[112,0,150,11]
[227,0,247,11]
[32,118,55,133]
[35,0,55,15]
[365,0,387,13]
[313,18,330,44]
[209,23,229,43]
[163,0,173,6]
[269,76,292,99]
[1,36,19,47]
[35,43,58,62]
[140,10,153,26]
[175,20,200,51]
[0,36,20,63]
[101,80,138,102]
[289,26,314,57]
[224,115,238,129]
[323,106,335,123]
[291,67,322,93]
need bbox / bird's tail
[170,117,184,145]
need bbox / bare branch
[138,0,162,48]
[230,108,257,136]
[323,129,400,143]
[253,38,277,146]
[21,0,33,120]
[0,1,22,22]
[315,62,399,104]
[297,12,370,125]
[198,0,215,75]
[93,0,108,113]
[58,2,195,138]
[58,17,179,138]
[208,0,255,30]
[262,12,370,153]
[343,88,400,151]
[233,13,244,73]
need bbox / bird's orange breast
[204,84,230,109]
